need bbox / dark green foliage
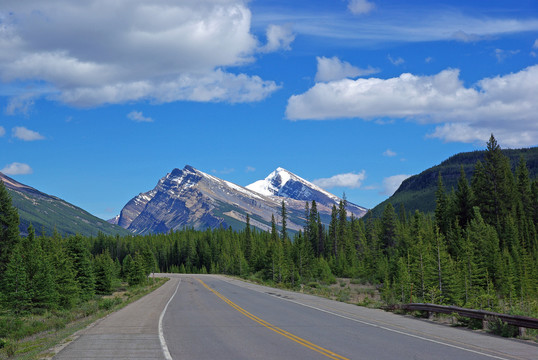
[369,146,538,218]
[1,243,31,314]
[94,250,115,295]
[0,179,21,277]
[0,135,536,323]
[67,235,95,301]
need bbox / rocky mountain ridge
[111,165,368,234]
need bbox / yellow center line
[197,278,349,360]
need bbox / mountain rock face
[247,167,367,218]
[113,165,368,235]
[0,172,129,237]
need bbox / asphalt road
[54,274,537,359]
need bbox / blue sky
[1,0,537,220]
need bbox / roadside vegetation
[1,134,536,354]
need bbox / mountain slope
[113,165,368,235]
[368,147,538,218]
[1,172,130,237]
[247,167,367,218]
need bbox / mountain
[246,167,367,218]
[112,165,368,235]
[0,172,130,237]
[368,147,538,218]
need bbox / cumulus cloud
[315,56,379,82]
[348,0,375,15]
[0,126,4,137]
[0,1,279,107]
[383,149,396,157]
[312,171,366,189]
[1,162,33,175]
[382,174,411,196]
[259,24,295,53]
[12,126,44,141]
[286,65,538,147]
[127,111,153,123]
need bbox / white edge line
[266,293,511,360]
[218,277,510,360]
[159,278,181,360]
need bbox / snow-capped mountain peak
[247,167,336,201]
[246,167,368,218]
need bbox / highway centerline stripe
[197,278,349,360]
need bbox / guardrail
[385,303,538,336]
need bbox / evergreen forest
[1,135,537,323]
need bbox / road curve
[54,274,537,359]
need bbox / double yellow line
[197,278,349,360]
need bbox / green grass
[0,278,167,360]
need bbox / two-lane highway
[54,274,537,359]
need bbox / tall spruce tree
[454,166,474,229]
[435,172,450,235]
[0,179,21,278]
[1,242,31,314]
[280,200,288,242]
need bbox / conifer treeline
[1,135,536,315]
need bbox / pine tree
[280,200,288,242]
[329,204,338,258]
[94,250,115,294]
[454,166,474,229]
[1,243,31,314]
[68,234,95,300]
[308,201,319,256]
[435,172,450,235]
[0,179,21,278]
[380,203,398,253]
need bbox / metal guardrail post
[385,303,538,332]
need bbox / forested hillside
[369,146,538,218]
[1,136,536,325]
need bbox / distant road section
[55,274,538,359]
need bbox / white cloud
[451,30,485,43]
[533,39,538,49]
[382,174,411,196]
[315,56,379,82]
[259,24,295,53]
[425,57,433,63]
[127,111,153,123]
[348,0,375,15]
[245,166,256,173]
[0,1,279,107]
[388,54,404,66]
[286,65,538,147]
[383,149,396,157]
[312,171,366,189]
[495,48,520,62]
[12,126,44,141]
[1,162,33,175]
[260,8,538,45]
[5,94,36,115]
[0,126,4,137]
